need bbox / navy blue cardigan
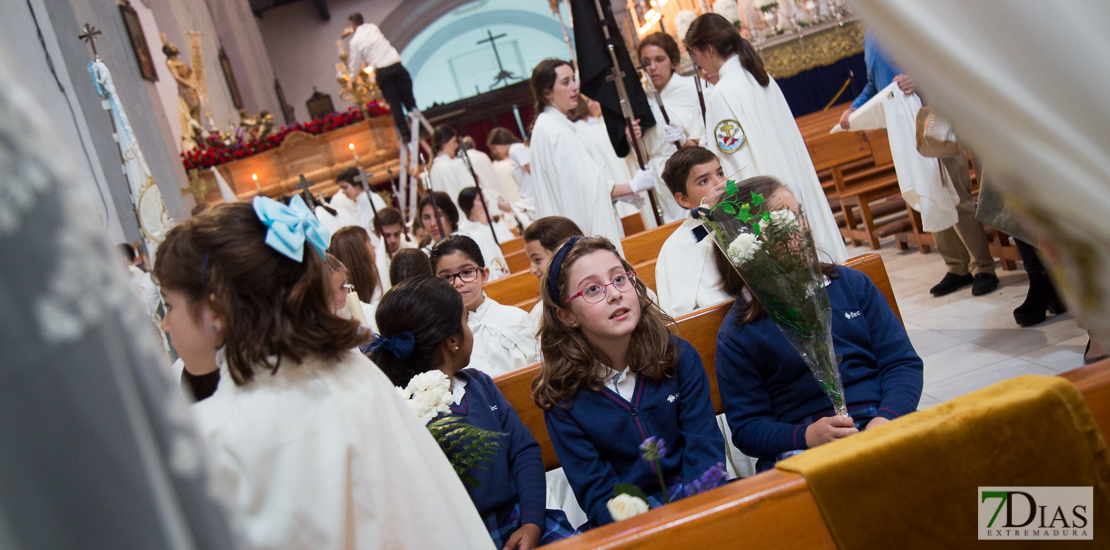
[448,369,547,527]
[715,266,923,460]
[543,337,724,526]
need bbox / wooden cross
[296,174,316,209]
[78,24,101,59]
[477,29,519,89]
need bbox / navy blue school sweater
[715,266,923,461]
[543,337,724,526]
[448,368,547,527]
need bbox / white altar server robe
[354,191,389,241]
[467,296,540,378]
[574,117,649,229]
[192,350,494,550]
[430,154,476,208]
[531,106,624,253]
[659,73,706,144]
[454,226,510,280]
[705,55,848,263]
[633,97,691,223]
[656,217,731,317]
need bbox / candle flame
[252,173,258,181]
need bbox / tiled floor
[843,241,1088,408]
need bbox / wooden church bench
[622,220,682,266]
[486,270,539,306]
[504,249,529,274]
[500,236,525,255]
[493,253,901,472]
[621,213,647,237]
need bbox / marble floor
[843,241,1089,408]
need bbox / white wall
[257,0,404,121]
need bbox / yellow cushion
[777,375,1110,548]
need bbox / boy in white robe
[370,206,416,293]
[656,147,733,317]
[457,187,516,243]
[335,167,389,241]
[429,127,477,210]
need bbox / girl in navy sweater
[370,277,575,550]
[533,236,725,527]
[713,176,924,473]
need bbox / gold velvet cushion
[777,375,1110,548]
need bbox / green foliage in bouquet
[427,416,503,488]
[701,180,848,416]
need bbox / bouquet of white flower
[700,179,848,417]
[398,370,503,487]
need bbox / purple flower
[639,437,667,463]
[683,462,729,498]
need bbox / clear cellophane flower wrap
[700,180,848,417]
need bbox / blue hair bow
[253,195,331,262]
[546,236,581,302]
[368,331,415,359]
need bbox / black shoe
[930,273,974,296]
[1013,272,1067,327]
[1084,339,1110,365]
[971,272,1000,296]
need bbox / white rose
[607,494,650,521]
[407,370,450,394]
[770,209,798,232]
[727,233,762,265]
[712,0,740,23]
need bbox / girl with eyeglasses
[532,236,725,527]
[430,234,540,378]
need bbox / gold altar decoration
[189,114,399,205]
[759,19,864,79]
[335,37,384,116]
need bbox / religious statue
[236,108,276,143]
[335,36,382,114]
[161,33,204,151]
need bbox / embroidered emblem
[714,119,746,154]
[844,311,861,320]
[490,405,499,411]
[667,394,677,403]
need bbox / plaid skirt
[755,401,880,473]
[484,502,578,548]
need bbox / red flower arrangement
[181,101,390,171]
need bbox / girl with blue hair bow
[153,196,495,550]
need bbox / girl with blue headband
[532,236,726,527]
[152,197,494,550]
[370,276,577,549]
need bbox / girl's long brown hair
[532,237,677,409]
[685,13,770,87]
[328,225,382,303]
[153,202,367,385]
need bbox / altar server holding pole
[685,14,848,263]
[529,59,656,253]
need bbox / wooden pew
[633,259,658,294]
[621,214,647,237]
[500,237,525,255]
[622,220,682,265]
[542,359,1110,549]
[493,252,900,471]
[486,270,539,306]
[504,249,529,274]
[833,131,903,250]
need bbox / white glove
[616,193,645,209]
[628,168,656,193]
[697,135,708,148]
[663,123,687,144]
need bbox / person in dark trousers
[345,13,418,142]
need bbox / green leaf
[722,203,736,215]
[613,483,650,501]
[737,203,755,223]
[751,192,765,207]
[724,179,738,195]
[751,222,761,237]
[762,211,772,222]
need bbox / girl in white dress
[685,14,848,263]
[328,226,384,332]
[153,196,493,550]
[430,126,477,209]
[430,235,540,378]
[420,190,509,280]
[487,127,532,200]
[528,59,658,251]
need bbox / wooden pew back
[504,249,529,274]
[486,270,539,306]
[500,237,525,255]
[621,214,647,237]
[622,220,682,265]
[806,132,872,173]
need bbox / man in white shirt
[345,13,417,142]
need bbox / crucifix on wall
[477,29,520,90]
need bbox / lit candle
[252,173,258,182]
[350,143,361,165]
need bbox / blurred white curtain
[850,0,1110,340]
